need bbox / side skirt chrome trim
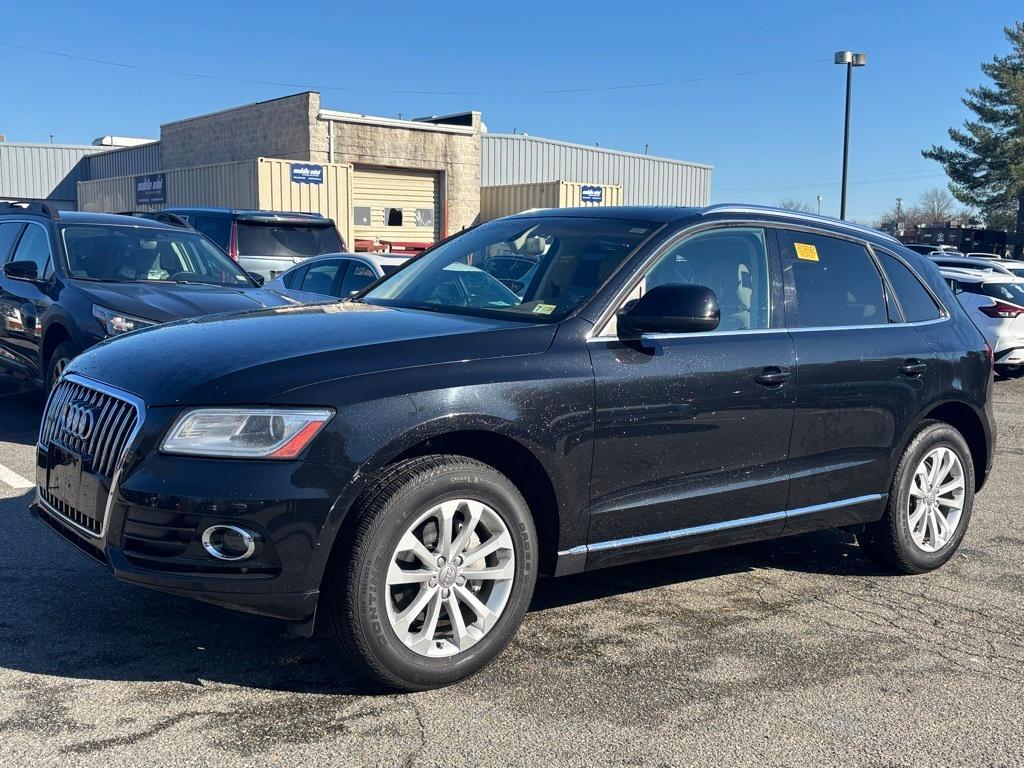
[559,493,883,558]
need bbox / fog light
[201,525,257,561]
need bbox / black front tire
[45,341,79,392]
[860,420,975,574]
[321,455,538,691]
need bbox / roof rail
[700,203,900,245]
[0,200,60,219]
[116,211,191,228]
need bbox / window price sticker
[795,242,819,261]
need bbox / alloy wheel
[906,446,965,553]
[385,498,515,658]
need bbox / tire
[321,455,538,691]
[995,364,1023,378]
[859,420,975,574]
[45,341,79,392]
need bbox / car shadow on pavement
[0,480,890,697]
[0,377,44,449]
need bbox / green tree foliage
[923,22,1024,235]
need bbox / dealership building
[1,91,712,251]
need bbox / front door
[586,225,796,568]
[0,222,53,378]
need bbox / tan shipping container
[77,158,353,247]
[479,181,622,223]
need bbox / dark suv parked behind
[32,205,995,691]
[0,202,288,390]
[164,207,346,281]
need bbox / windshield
[236,221,342,257]
[363,217,657,321]
[62,224,253,286]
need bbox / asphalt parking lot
[1,374,1022,768]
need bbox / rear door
[779,229,940,531]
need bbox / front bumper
[32,447,340,622]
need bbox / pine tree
[923,22,1024,248]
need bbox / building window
[415,208,434,228]
[386,208,404,227]
[354,207,371,227]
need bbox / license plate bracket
[46,442,106,528]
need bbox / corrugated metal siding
[481,134,711,206]
[352,166,440,243]
[78,159,259,212]
[77,158,355,245]
[257,159,353,248]
[480,181,623,222]
[87,142,161,180]
[0,143,109,205]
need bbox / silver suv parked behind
[164,207,345,282]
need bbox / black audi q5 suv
[31,204,995,690]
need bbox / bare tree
[776,198,815,213]
[917,188,957,225]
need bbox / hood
[67,302,557,406]
[71,280,291,322]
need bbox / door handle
[754,367,791,387]
[899,359,927,377]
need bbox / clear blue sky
[1,0,1019,222]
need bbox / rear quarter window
[876,250,943,322]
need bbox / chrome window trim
[35,372,146,542]
[558,493,883,557]
[869,243,951,320]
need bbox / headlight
[92,305,157,336]
[161,408,334,459]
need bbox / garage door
[352,166,440,245]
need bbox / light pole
[835,50,867,220]
[816,195,822,215]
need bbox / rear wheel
[860,421,974,574]
[45,341,79,392]
[322,455,538,691]
[995,364,1023,378]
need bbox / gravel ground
[0,372,1021,768]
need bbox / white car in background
[266,252,409,304]
[940,265,1024,376]
[930,255,1024,279]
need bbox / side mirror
[247,271,265,286]
[3,260,39,282]
[617,283,720,338]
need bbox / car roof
[505,203,902,246]
[939,266,1023,284]
[164,206,326,220]
[55,210,187,230]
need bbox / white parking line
[0,463,33,490]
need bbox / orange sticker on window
[795,243,819,261]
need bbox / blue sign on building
[581,185,603,204]
[291,163,324,185]
[135,174,166,205]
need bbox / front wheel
[322,455,538,691]
[45,341,79,392]
[860,421,975,574]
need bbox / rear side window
[876,251,942,322]
[339,262,378,295]
[299,260,343,295]
[237,222,342,258]
[780,231,886,328]
[0,222,26,262]
[191,216,231,251]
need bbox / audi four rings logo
[62,401,97,441]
